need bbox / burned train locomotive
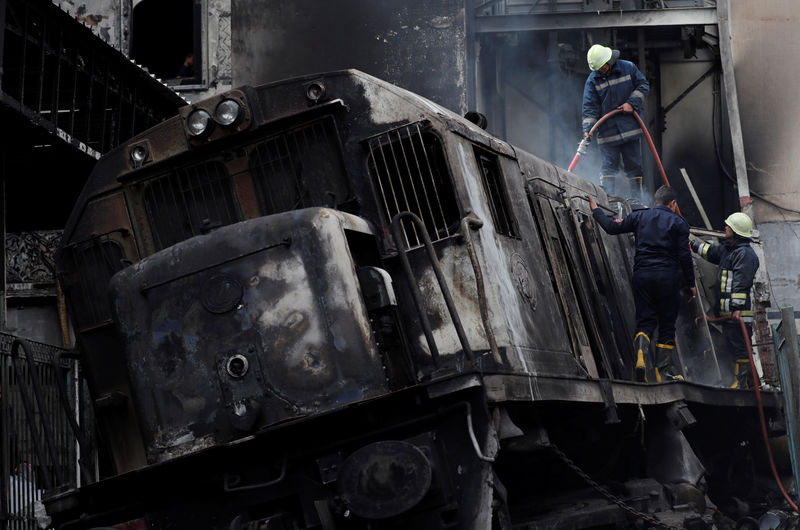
[47,70,785,528]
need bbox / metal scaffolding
[0,0,184,159]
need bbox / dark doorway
[131,0,200,83]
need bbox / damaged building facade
[54,0,233,100]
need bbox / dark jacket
[582,59,650,146]
[691,238,759,319]
[592,205,694,287]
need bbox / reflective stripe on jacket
[582,60,650,146]
[694,239,759,321]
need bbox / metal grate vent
[248,116,349,216]
[366,123,458,249]
[143,161,240,251]
[61,238,126,330]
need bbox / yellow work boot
[634,332,650,382]
[731,359,752,389]
[656,343,683,382]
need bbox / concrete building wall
[54,0,129,51]
[231,0,469,115]
[54,0,231,101]
[730,2,800,309]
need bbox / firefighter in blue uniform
[690,212,759,389]
[582,44,650,203]
[589,186,695,382]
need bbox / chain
[549,444,683,530]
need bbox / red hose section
[577,110,795,510]
[580,109,796,510]
[572,109,675,209]
[567,152,582,172]
[631,111,670,189]
[704,315,799,512]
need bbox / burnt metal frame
[0,0,184,159]
[0,333,81,528]
[365,122,459,250]
[473,7,717,33]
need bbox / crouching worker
[690,212,759,389]
[589,186,695,382]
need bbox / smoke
[496,32,604,186]
[486,32,669,209]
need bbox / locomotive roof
[61,69,509,246]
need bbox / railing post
[774,307,800,495]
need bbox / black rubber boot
[600,175,616,196]
[731,359,753,389]
[627,176,644,208]
[634,332,650,382]
[655,343,683,382]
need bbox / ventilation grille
[366,123,458,249]
[61,238,125,330]
[143,161,240,251]
[248,116,349,215]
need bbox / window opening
[132,0,201,85]
[474,146,519,238]
[366,123,458,249]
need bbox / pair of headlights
[187,99,243,137]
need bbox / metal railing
[0,334,89,529]
[1,0,184,158]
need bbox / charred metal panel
[232,0,468,114]
[54,0,128,51]
[445,137,579,375]
[108,208,389,463]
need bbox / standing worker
[582,44,650,203]
[690,212,759,389]
[589,186,695,382]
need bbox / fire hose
[573,108,797,512]
[701,314,799,513]
[568,109,672,207]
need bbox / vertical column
[0,145,5,332]
[0,0,7,87]
[716,0,751,213]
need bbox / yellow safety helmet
[587,44,615,71]
[724,212,754,238]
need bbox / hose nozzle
[577,137,590,155]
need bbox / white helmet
[725,212,754,238]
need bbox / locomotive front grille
[247,115,350,216]
[143,161,241,251]
[366,123,458,249]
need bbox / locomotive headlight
[214,99,242,126]
[305,82,325,103]
[129,143,149,167]
[186,109,212,137]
